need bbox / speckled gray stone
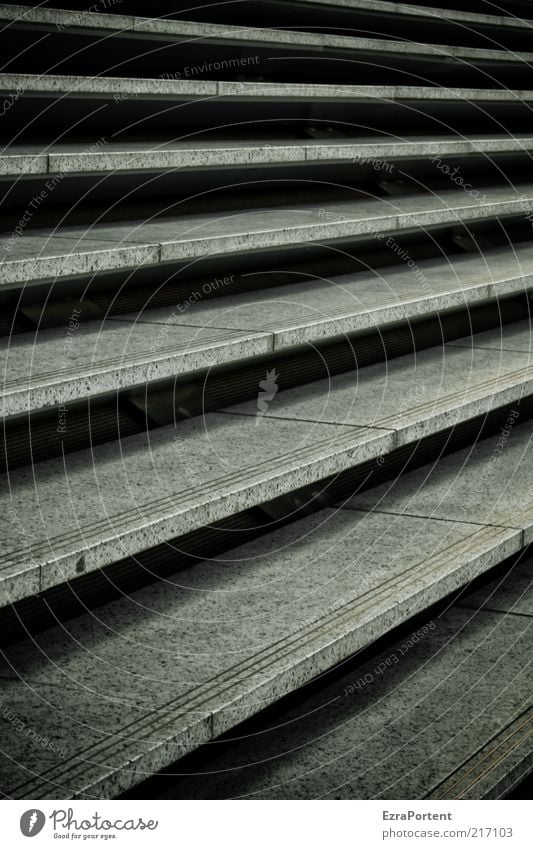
[458,550,533,618]
[0,319,272,418]
[125,243,533,350]
[449,318,533,357]
[0,676,211,799]
[0,3,134,31]
[5,184,533,287]
[0,73,217,99]
[277,0,533,30]
[3,74,533,106]
[0,507,522,798]
[347,417,533,544]
[0,233,160,287]
[427,706,533,800]
[0,414,393,604]
[228,343,533,447]
[2,0,530,34]
[6,4,527,66]
[4,136,533,178]
[158,601,532,800]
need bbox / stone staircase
[0,0,531,799]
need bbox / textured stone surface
[0,319,272,418]
[126,243,533,350]
[4,185,533,286]
[0,414,393,603]
[449,319,533,356]
[2,0,530,33]
[229,343,533,446]
[0,233,160,286]
[0,676,211,799]
[458,550,533,617]
[154,591,532,799]
[427,706,533,800]
[277,0,532,30]
[3,136,533,177]
[0,507,522,798]
[3,74,533,105]
[347,417,533,543]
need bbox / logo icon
[20,810,46,837]
[256,369,279,423]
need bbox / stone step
[3,243,533,419]
[156,553,533,800]
[3,134,533,179]
[2,5,533,75]
[8,0,530,34]
[3,322,533,606]
[4,73,533,103]
[1,411,532,798]
[4,183,533,288]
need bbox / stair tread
[3,135,533,177]
[4,73,533,102]
[3,332,533,604]
[3,244,533,418]
[2,0,531,34]
[0,320,272,418]
[2,5,533,63]
[1,421,531,798]
[160,558,533,800]
[348,386,533,540]
[4,183,533,286]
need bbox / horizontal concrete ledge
[2,5,533,64]
[3,183,533,287]
[2,0,533,36]
[3,243,533,419]
[3,135,533,178]
[270,0,533,31]
[3,335,533,605]
[426,705,533,800]
[1,495,528,798]
[168,561,533,800]
[2,74,533,103]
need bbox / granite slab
[228,342,533,447]
[0,233,160,287]
[449,318,533,357]
[2,0,531,34]
[0,507,523,798]
[0,319,272,418]
[427,706,533,800]
[458,550,533,618]
[5,183,533,287]
[121,243,533,351]
[4,74,533,106]
[3,135,533,178]
[154,599,532,800]
[274,0,532,30]
[4,5,533,64]
[347,417,533,544]
[0,676,211,799]
[0,413,394,604]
